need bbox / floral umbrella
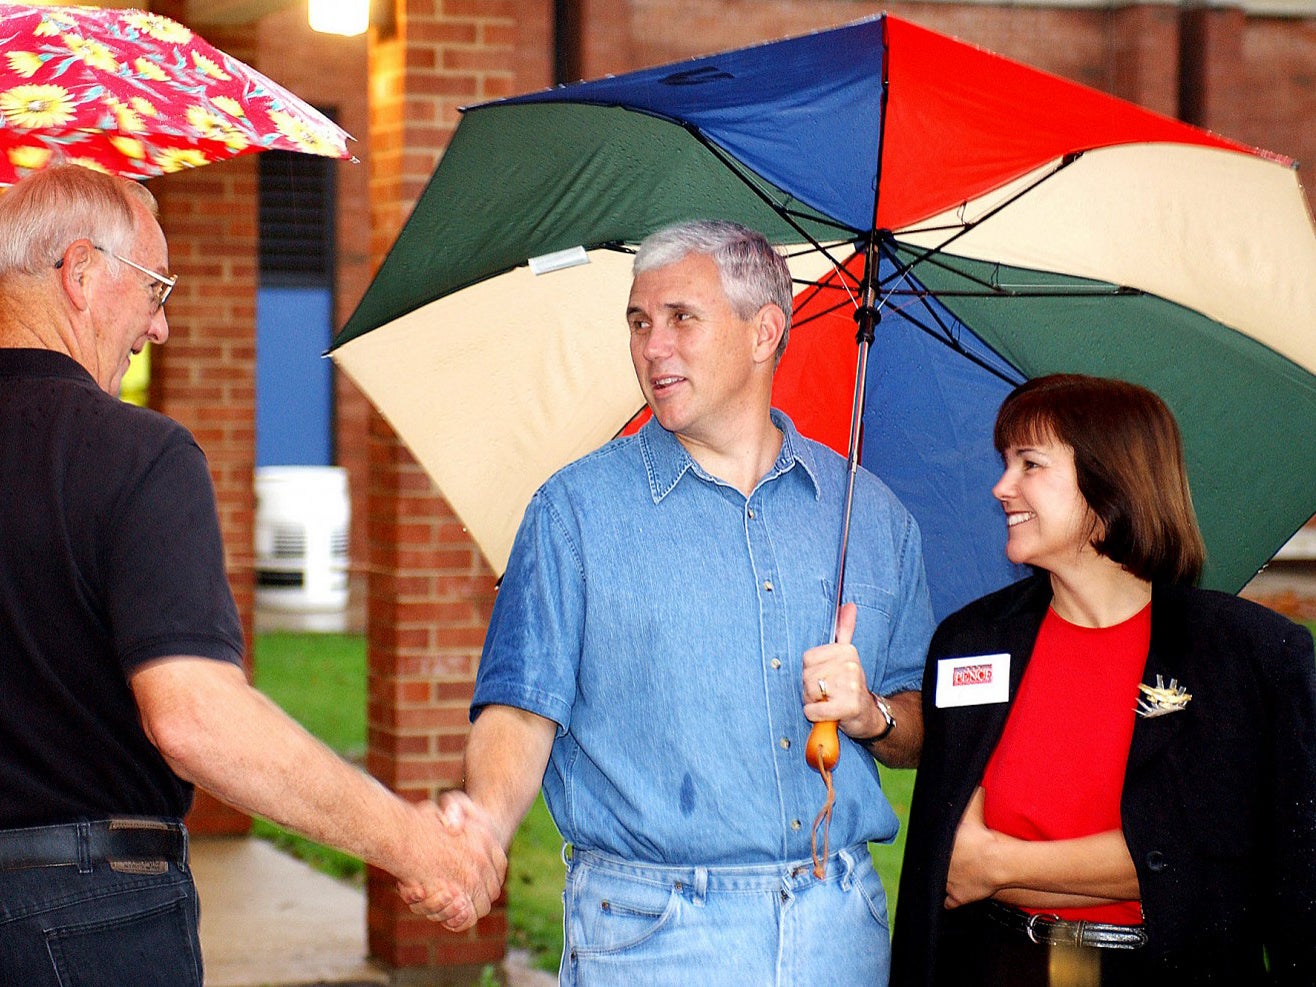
[0,3,351,184]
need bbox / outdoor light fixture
[309,0,369,37]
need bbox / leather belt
[987,901,1148,950]
[0,818,188,873]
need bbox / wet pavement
[193,836,555,986]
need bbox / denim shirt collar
[637,408,823,503]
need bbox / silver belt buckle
[1025,912,1061,945]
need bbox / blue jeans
[562,844,891,986]
[0,860,202,986]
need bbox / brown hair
[994,373,1205,585]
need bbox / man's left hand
[801,602,881,738]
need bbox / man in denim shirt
[467,220,934,985]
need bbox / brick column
[363,0,550,977]
[362,416,502,973]
[1106,4,1180,117]
[151,153,260,837]
[1178,4,1246,137]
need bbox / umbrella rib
[685,124,861,244]
[894,153,1082,267]
[791,295,856,330]
[882,298,1024,386]
[681,124,874,318]
[889,249,1138,298]
[790,245,867,318]
[884,285,1138,297]
[871,239,1022,387]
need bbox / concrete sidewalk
[193,836,555,987]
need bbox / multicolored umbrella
[331,15,1316,621]
[0,3,351,184]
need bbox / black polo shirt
[0,348,243,827]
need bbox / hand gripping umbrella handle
[809,234,882,878]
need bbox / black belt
[987,900,1148,950]
[0,818,188,873]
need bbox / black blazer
[891,575,1316,985]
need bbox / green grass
[251,632,368,883]
[253,631,368,757]
[506,795,566,972]
[873,764,916,919]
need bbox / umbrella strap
[810,761,836,879]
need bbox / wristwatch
[852,692,896,745]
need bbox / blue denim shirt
[474,411,934,865]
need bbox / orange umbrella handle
[807,721,840,877]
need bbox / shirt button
[779,737,790,750]
[790,819,801,831]
[770,658,781,670]
[763,579,774,591]
[747,507,756,519]
[1145,851,1167,873]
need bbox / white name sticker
[935,653,1010,708]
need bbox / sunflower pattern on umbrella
[0,4,351,185]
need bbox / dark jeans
[935,902,1267,987]
[0,860,202,986]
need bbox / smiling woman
[992,441,1093,577]
[892,374,1316,986]
[992,375,1205,589]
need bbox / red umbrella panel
[0,3,351,184]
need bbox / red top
[981,603,1151,924]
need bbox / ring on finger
[817,678,829,701]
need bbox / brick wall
[1239,15,1316,205]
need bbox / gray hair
[634,220,793,359]
[0,165,158,277]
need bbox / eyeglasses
[98,247,177,313]
[55,244,178,313]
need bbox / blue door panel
[257,286,333,467]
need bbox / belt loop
[561,842,573,874]
[178,821,189,872]
[76,820,92,874]
[836,846,856,890]
[692,866,708,905]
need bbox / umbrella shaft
[831,334,872,641]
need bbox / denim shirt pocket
[820,578,896,679]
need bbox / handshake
[393,790,508,932]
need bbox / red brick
[441,0,516,18]
[442,47,515,72]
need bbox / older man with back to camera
[463,219,935,985]
[0,165,504,986]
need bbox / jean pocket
[568,866,680,957]
[851,859,891,932]
[44,893,201,987]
